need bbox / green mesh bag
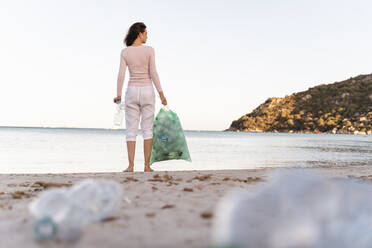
[149,105,192,165]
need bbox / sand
[1,166,372,248]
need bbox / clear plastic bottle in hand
[113,100,125,127]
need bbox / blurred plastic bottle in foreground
[211,170,372,248]
[113,100,125,127]
[28,179,123,243]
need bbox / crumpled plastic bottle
[28,179,123,243]
[211,170,372,248]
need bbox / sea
[0,126,371,174]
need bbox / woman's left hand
[113,96,121,103]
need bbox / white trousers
[124,85,155,141]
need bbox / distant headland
[225,73,372,135]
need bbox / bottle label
[157,135,168,142]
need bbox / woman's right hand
[159,92,167,106]
[161,96,167,106]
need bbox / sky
[1,0,372,131]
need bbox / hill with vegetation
[225,73,372,134]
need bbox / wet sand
[1,166,372,248]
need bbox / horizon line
[0,125,225,132]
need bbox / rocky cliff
[226,74,372,134]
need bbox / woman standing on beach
[113,22,168,172]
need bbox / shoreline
[224,129,371,135]
[2,167,372,247]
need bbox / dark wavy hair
[124,22,147,46]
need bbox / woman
[113,22,168,172]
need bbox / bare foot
[123,165,134,172]
[144,166,154,172]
